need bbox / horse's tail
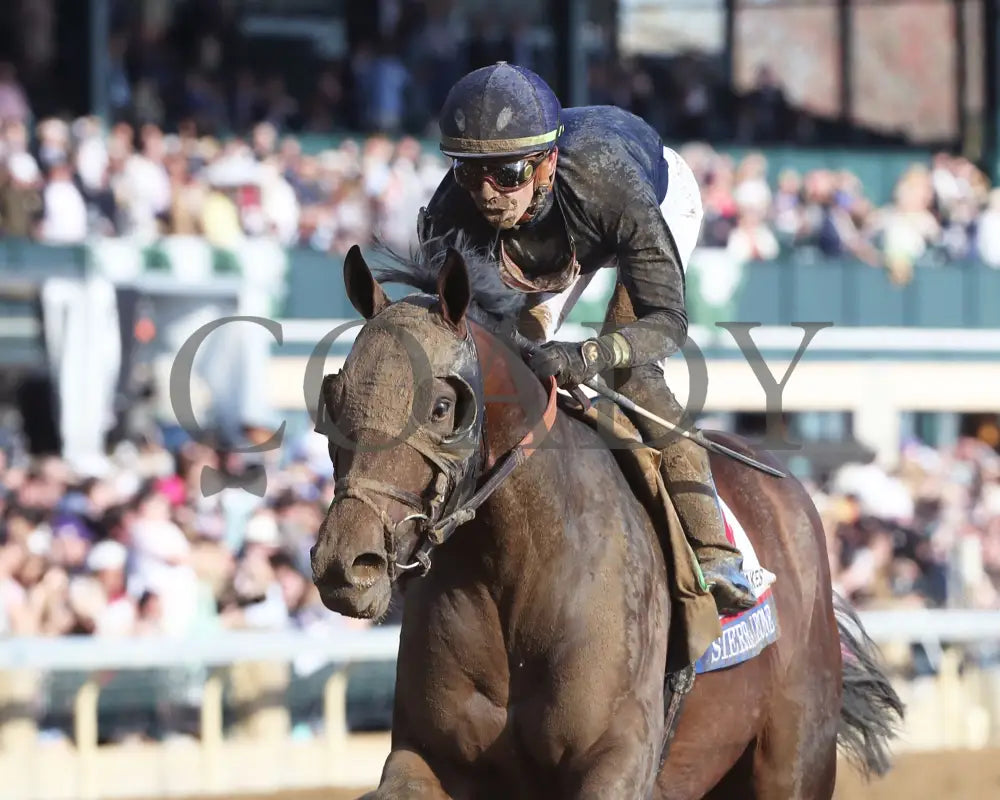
[834,592,905,780]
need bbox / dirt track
[134,748,1000,800]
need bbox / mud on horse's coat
[310,244,903,800]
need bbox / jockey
[416,62,756,616]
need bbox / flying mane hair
[368,232,528,330]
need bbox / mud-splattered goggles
[452,151,550,193]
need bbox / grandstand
[0,2,999,799]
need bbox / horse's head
[311,245,486,619]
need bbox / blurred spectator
[165,147,206,235]
[83,539,136,636]
[727,176,779,262]
[38,157,87,243]
[257,75,300,132]
[870,166,941,283]
[259,159,300,245]
[302,67,344,134]
[128,486,199,637]
[771,169,804,243]
[976,189,1000,268]
[0,62,30,125]
[738,64,790,144]
[200,164,246,248]
[695,149,738,248]
[0,150,43,237]
[117,124,172,240]
[35,117,70,172]
[220,510,289,631]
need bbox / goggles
[452,151,550,193]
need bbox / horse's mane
[368,232,527,328]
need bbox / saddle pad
[555,393,759,667]
[694,498,780,674]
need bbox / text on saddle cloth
[694,497,780,675]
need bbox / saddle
[555,392,723,670]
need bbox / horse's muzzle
[315,572,390,619]
[312,543,391,618]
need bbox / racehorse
[310,242,904,799]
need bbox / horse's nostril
[351,552,386,583]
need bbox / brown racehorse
[310,244,904,799]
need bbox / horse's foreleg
[566,748,659,800]
[562,722,662,800]
[365,748,453,800]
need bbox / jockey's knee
[609,362,691,448]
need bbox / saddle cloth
[557,394,779,674]
[696,497,779,674]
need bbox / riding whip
[581,377,787,479]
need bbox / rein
[401,373,558,575]
[330,352,559,582]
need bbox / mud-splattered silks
[420,104,687,366]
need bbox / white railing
[853,609,1000,644]
[0,610,998,799]
[0,627,404,799]
[0,626,403,671]
[2,609,997,673]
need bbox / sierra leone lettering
[708,602,776,664]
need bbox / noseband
[328,330,559,583]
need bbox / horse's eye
[431,397,452,421]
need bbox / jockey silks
[419,105,688,368]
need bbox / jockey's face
[457,150,557,230]
[474,174,535,229]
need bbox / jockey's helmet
[438,62,563,161]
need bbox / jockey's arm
[522,156,691,392]
[604,185,689,367]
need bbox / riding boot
[607,362,758,617]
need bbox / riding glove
[527,333,631,389]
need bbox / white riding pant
[526,146,704,342]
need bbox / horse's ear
[344,245,390,320]
[437,247,471,336]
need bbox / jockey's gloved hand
[527,334,631,389]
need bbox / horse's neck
[470,321,550,465]
[463,321,568,581]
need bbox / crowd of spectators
[2,74,1000,285]
[1,414,997,644]
[0,425,373,642]
[0,421,385,740]
[816,432,1000,616]
[681,142,1000,283]
[1,0,985,277]
[813,429,1000,676]
[0,107,448,254]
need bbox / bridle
[325,323,559,582]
